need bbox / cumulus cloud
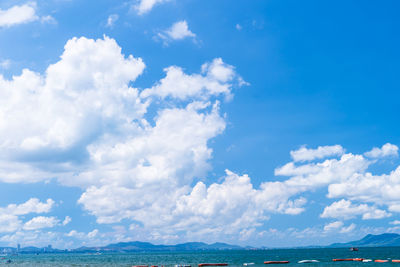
[2,34,400,243]
[0,198,56,233]
[157,20,196,44]
[0,215,21,233]
[327,166,400,210]
[0,2,38,27]
[364,143,399,159]
[141,58,239,100]
[1,198,54,216]
[23,216,59,230]
[0,36,146,183]
[324,221,343,231]
[290,145,345,162]
[134,0,171,15]
[0,35,249,241]
[0,2,55,28]
[321,199,391,220]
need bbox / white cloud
[0,215,21,233]
[157,20,196,44]
[321,199,391,220]
[62,216,71,226]
[324,221,343,231]
[141,58,239,100]
[364,143,399,159]
[106,14,119,28]
[40,15,57,24]
[0,2,38,28]
[0,198,55,233]
[0,36,146,183]
[1,34,400,244]
[290,145,345,162]
[0,2,55,27]
[23,216,59,230]
[1,198,54,216]
[134,0,171,15]
[340,223,356,233]
[87,229,98,238]
[327,165,400,210]
[236,24,242,31]
[390,220,400,225]
[323,221,355,234]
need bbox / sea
[2,247,400,266]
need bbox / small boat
[198,264,228,267]
[362,259,372,262]
[392,260,400,263]
[264,261,289,264]
[350,247,359,251]
[333,258,363,262]
[243,263,255,266]
[375,260,389,263]
[175,265,191,267]
[298,260,319,263]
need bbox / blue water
[1,247,400,266]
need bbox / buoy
[264,261,289,264]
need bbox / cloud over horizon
[0,35,400,247]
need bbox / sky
[0,0,400,249]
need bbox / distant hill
[74,241,244,252]
[330,233,400,247]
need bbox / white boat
[243,263,255,266]
[298,260,319,263]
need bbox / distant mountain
[330,233,400,247]
[75,241,244,252]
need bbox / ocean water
[2,247,400,266]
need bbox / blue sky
[0,0,400,248]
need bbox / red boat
[332,258,363,262]
[392,260,400,263]
[375,260,389,263]
[264,261,289,264]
